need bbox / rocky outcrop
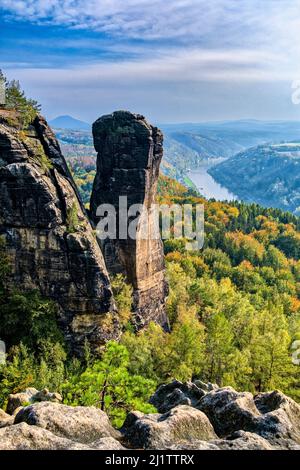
[122,405,217,449]
[14,402,120,443]
[90,111,168,329]
[0,399,125,450]
[0,111,118,354]
[0,409,13,428]
[0,423,125,450]
[2,382,300,450]
[167,431,274,450]
[198,387,261,437]
[147,380,300,449]
[198,387,300,445]
[6,387,62,415]
[150,380,217,413]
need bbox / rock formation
[0,110,118,354]
[0,423,125,450]
[6,387,62,415]
[0,401,125,450]
[2,382,300,450]
[146,380,300,449]
[90,111,168,329]
[14,402,121,443]
[121,405,217,449]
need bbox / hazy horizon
[50,114,300,127]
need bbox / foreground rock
[0,110,117,354]
[168,431,274,450]
[122,405,217,449]
[198,387,261,437]
[198,387,300,445]
[150,380,217,413]
[14,402,121,444]
[6,387,62,415]
[0,423,125,450]
[0,409,13,428]
[90,111,168,329]
[2,383,300,450]
[254,391,300,445]
[149,380,300,449]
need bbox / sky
[1,0,300,123]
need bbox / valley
[210,142,300,215]
[52,116,300,215]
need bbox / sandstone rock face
[90,111,168,329]
[122,405,217,449]
[14,402,120,444]
[0,112,118,353]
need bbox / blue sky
[1,0,300,123]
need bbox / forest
[1,163,299,426]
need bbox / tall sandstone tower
[90,111,168,329]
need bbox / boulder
[0,422,125,450]
[0,422,92,450]
[215,431,274,450]
[168,440,220,450]
[254,390,300,444]
[150,380,206,413]
[6,387,62,415]
[14,402,121,444]
[197,386,300,446]
[193,380,219,392]
[89,437,126,450]
[122,405,217,449]
[0,409,13,428]
[198,386,261,437]
[167,432,274,450]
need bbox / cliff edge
[0,110,118,354]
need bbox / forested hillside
[210,142,300,215]
[1,170,300,426]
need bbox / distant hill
[160,120,300,178]
[49,115,90,130]
[49,117,300,201]
[210,142,300,215]
[161,120,300,148]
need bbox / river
[187,164,238,201]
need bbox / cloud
[2,0,300,121]
[2,0,300,76]
[0,0,298,46]
[5,48,281,84]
